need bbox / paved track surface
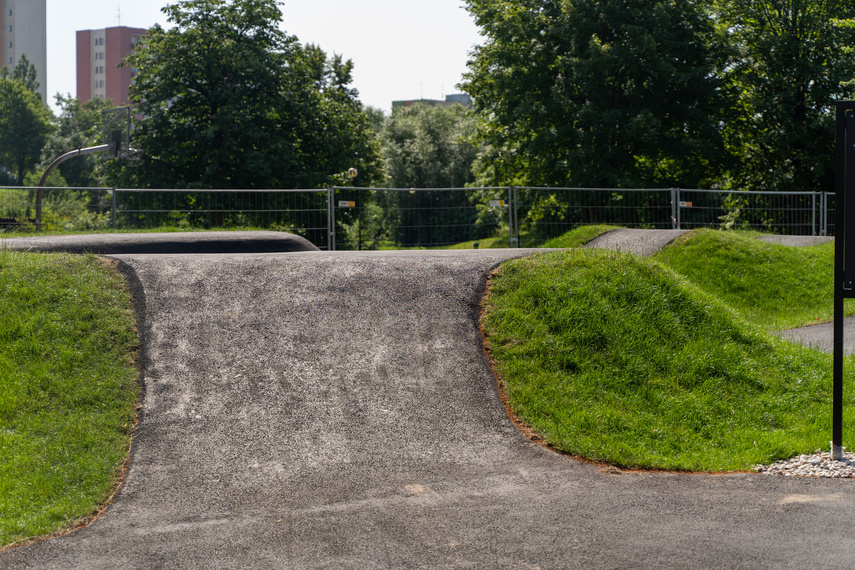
[2,231,318,254]
[3,234,855,568]
[776,318,855,354]
[584,229,689,257]
[757,235,834,247]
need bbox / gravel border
[756,449,855,478]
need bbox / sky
[45,0,485,114]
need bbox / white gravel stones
[755,450,855,478]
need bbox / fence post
[111,188,117,230]
[509,186,519,248]
[508,186,513,248]
[671,188,679,230]
[813,192,817,236]
[327,186,336,251]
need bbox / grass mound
[0,250,139,548]
[654,229,840,330]
[540,225,619,248]
[482,248,845,471]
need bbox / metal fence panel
[676,189,822,235]
[514,187,675,247]
[0,186,113,232]
[5,185,839,246]
[827,192,837,236]
[331,187,512,250]
[113,188,331,249]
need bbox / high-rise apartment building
[0,0,47,102]
[77,26,146,106]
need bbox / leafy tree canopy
[0,76,54,185]
[463,0,732,189]
[380,103,479,188]
[464,0,855,192]
[39,94,115,188]
[719,0,855,192]
[0,54,40,98]
[122,0,380,189]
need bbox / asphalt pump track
[3,233,855,568]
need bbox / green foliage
[121,0,381,190]
[0,77,54,186]
[0,252,139,547]
[463,0,731,188]
[0,186,112,234]
[380,103,479,188]
[40,95,115,188]
[0,54,40,98]
[719,1,855,193]
[483,248,842,471]
[463,1,855,193]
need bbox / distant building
[77,26,147,106]
[392,93,472,109]
[0,0,47,102]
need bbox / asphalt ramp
[3,241,855,568]
[2,231,318,255]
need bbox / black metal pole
[833,102,853,459]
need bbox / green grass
[441,236,514,249]
[540,225,619,248]
[654,229,846,330]
[0,249,139,548]
[482,247,848,471]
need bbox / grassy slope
[654,229,843,330]
[483,245,847,471]
[0,250,139,548]
[540,225,619,249]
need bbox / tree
[122,0,380,190]
[375,103,485,246]
[40,94,115,188]
[0,54,40,98]
[719,1,855,193]
[463,0,732,188]
[381,103,479,188]
[0,77,53,185]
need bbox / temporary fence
[0,186,113,231]
[329,186,512,250]
[0,186,839,250]
[111,188,331,249]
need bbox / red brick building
[76,26,146,106]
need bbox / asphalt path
[584,228,689,257]
[776,318,855,355]
[2,231,319,254]
[3,233,855,568]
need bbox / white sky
[45,0,484,114]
